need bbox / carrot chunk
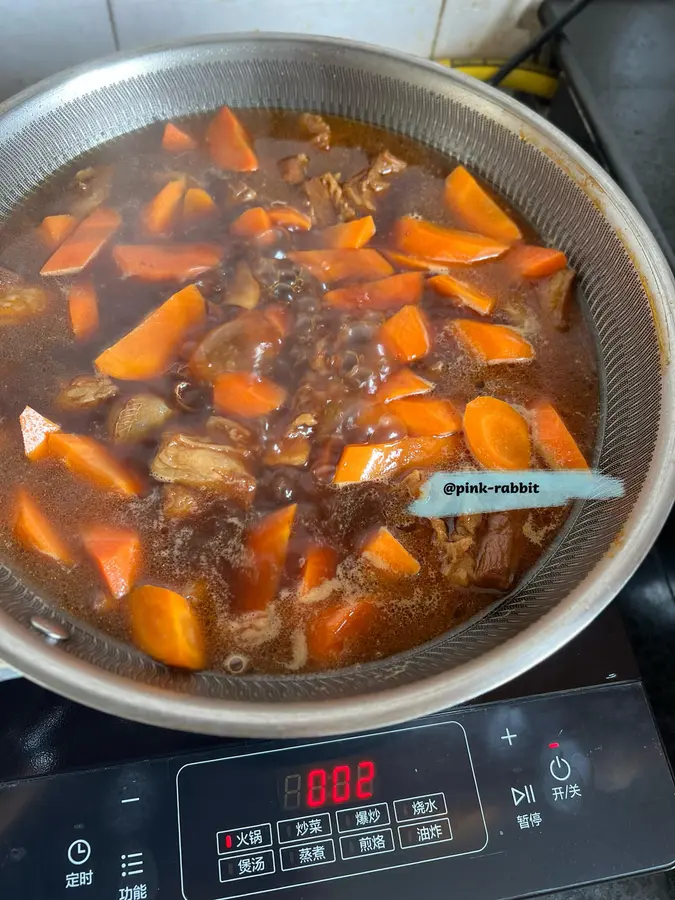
[299,545,339,598]
[333,435,461,484]
[268,205,313,232]
[162,122,198,152]
[531,401,588,470]
[388,397,462,436]
[113,243,222,282]
[374,368,434,404]
[129,585,206,669]
[231,207,275,244]
[307,599,377,665]
[319,216,375,249]
[393,216,510,265]
[289,249,393,285]
[444,166,522,243]
[68,277,99,341]
[264,304,291,337]
[213,372,287,418]
[40,208,121,277]
[451,320,534,364]
[38,214,77,250]
[206,106,258,172]
[379,304,431,362]
[142,178,186,236]
[83,526,141,599]
[507,244,568,278]
[325,272,423,311]
[382,250,448,273]
[464,396,531,470]
[20,406,60,460]
[183,188,217,223]
[428,273,496,316]
[361,526,420,575]
[96,284,206,380]
[47,432,142,496]
[235,505,297,612]
[13,488,73,566]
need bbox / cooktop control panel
[2,683,675,900]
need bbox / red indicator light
[549,742,560,749]
[225,835,232,849]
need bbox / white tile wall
[0,0,115,102]
[434,0,540,58]
[110,0,445,58]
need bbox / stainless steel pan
[0,34,674,737]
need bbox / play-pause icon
[511,785,536,806]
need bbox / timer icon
[67,840,91,866]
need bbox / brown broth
[0,110,599,674]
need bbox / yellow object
[436,60,558,99]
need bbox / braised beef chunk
[0,104,598,676]
[150,432,256,505]
[538,268,576,331]
[299,113,331,150]
[344,150,407,214]
[279,153,309,184]
[303,176,339,227]
[474,511,526,590]
[56,374,118,410]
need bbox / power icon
[550,755,572,782]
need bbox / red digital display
[280,759,377,811]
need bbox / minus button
[121,797,140,804]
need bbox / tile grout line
[105,0,121,51]
[430,0,449,59]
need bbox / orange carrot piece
[374,368,434,404]
[40,208,121,277]
[213,372,287,418]
[333,435,461,485]
[235,504,297,612]
[231,206,275,244]
[444,165,522,243]
[19,406,60,460]
[38,214,77,250]
[319,216,376,249]
[268,205,313,232]
[68,277,99,341]
[289,249,393,285]
[299,545,339,598]
[95,284,206,380]
[379,304,431,362]
[129,585,205,669]
[428,273,496,316]
[531,401,588,470]
[264,304,291,337]
[361,526,420,575]
[388,397,462,437]
[393,216,509,265]
[307,599,377,665]
[463,396,531,470]
[206,106,258,172]
[452,320,534,364]
[183,187,217,223]
[382,250,449,273]
[324,272,423,311]
[47,432,142,497]
[83,526,141,599]
[113,243,222,282]
[162,122,198,152]
[507,244,568,279]
[13,488,72,566]
[142,178,186,236]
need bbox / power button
[549,756,571,782]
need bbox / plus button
[501,728,518,746]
